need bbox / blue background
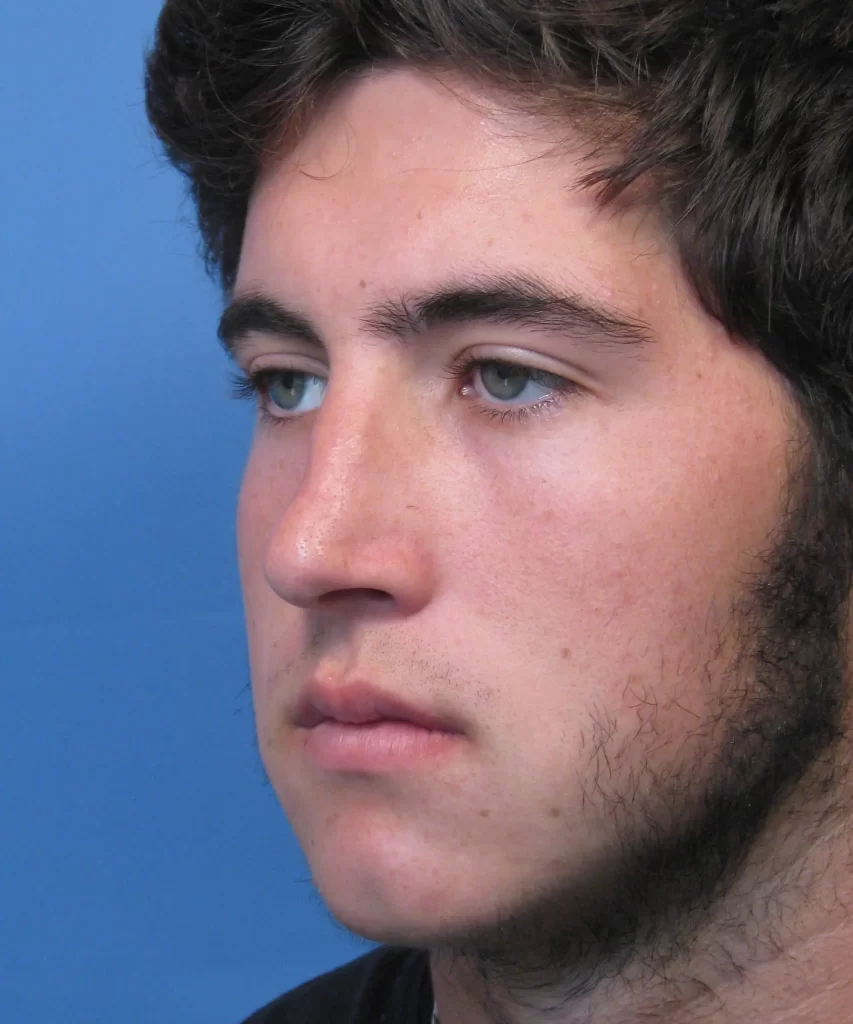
[1,3,372,1020]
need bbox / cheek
[443,426,778,731]
[235,457,264,586]
[235,459,268,653]
[449,461,704,642]
[236,439,304,600]
[235,451,300,708]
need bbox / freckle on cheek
[479,809,490,818]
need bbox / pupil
[483,362,526,400]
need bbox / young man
[144,2,853,1021]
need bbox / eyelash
[228,355,581,428]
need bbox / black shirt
[240,945,433,1023]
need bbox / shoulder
[240,945,431,1024]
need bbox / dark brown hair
[144,0,853,568]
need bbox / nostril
[318,587,393,607]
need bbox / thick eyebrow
[218,295,323,359]
[217,272,654,361]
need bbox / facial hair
[433,433,853,1016]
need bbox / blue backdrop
[1,4,372,1020]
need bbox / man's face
[233,69,799,951]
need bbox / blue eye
[267,370,327,414]
[229,356,580,429]
[442,356,582,424]
[475,360,566,405]
[230,368,326,425]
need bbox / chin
[323,900,439,947]
[313,875,447,946]
[307,843,486,948]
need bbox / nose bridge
[263,370,434,609]
[302,376,419,526]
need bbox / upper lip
[294,679,464,733]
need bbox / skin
[233,69,853,1022]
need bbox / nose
[260,382,437,617]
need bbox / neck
[430,796,853,1024]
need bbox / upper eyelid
[244,352,328,375]
[241,358,574,396]
[244,351,569,376]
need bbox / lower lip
[302,720,462,772]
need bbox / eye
[442,355,582,424]
[266,369,326,414]
[230,356,581,429]
[475,360,562,404]
[229,368,327,426]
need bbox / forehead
[238,68,677,332]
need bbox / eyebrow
[217,272,655,361]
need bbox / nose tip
[262,482,436,617]
[265,528,434,616]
